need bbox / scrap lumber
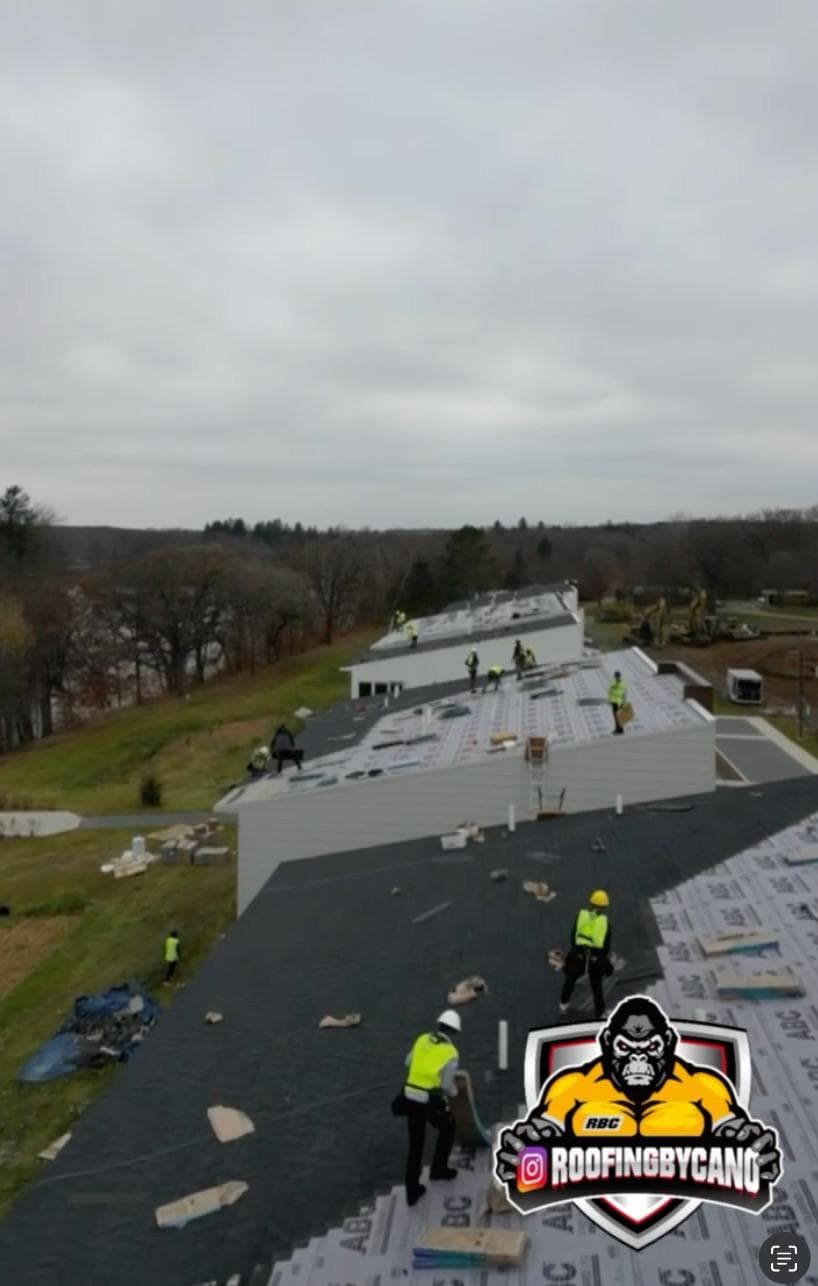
[318,1013,361,1029]
[489,732,517,745]
[716,970,805,1000]
[207,1106,255,1144]
[38,1131,71,1162]
[155,1180,248,1229]
[192,847,231,866]
[699,930,778,957]
[204,1012,223,1024]
[413,1227,527,1268]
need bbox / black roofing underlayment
[3,778,818,1284]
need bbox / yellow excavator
[625,596,668,647]
[687,589,708,642]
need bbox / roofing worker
[405,621,419,649]
[512,639,525,681]
[271,722,303,773]
[558,891,612,1021]
[392,609,406,631]
[483,663,504,693]
[608,670,628,735]
[164,930,181,984]
[465,649,479,693]
[402,1009,461,1207]
[524,645,536,669]
[247,744,270,778]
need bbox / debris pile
[523,880,556,903]
[18,983,160,1082]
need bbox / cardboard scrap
[293,706,312,720]
[547,948,565,971]
[38,1131,71,1162]
[447,975,487,1005]
[390,887,401,896]
[155,1180,248,1229]
[204,1012,223,1024]
[414,1226,527,1268]
[318,1013,361,1029]
[490,869,508,881]
[523,880,556,903]
[207,1106,255,1144]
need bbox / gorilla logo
[600,997,677,1102]
[496,996,781,1186]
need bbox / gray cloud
[2,0,818,529]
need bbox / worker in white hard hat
[247,745,270,778]
[558,890,613,1021]
[400,1008,461,1207]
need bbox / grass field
[0,632,376,815]
[0,826,235,1217]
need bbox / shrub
[139,775,163,808]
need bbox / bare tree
[300,536,366,644]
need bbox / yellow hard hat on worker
[589,889,609,908]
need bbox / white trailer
[727,668,763,705]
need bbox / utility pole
[798,650,804,739]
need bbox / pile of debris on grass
[18,982,161,1083]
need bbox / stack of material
[100,838,158,879]
[412,1227,527,1270]
[18,984,160,1082]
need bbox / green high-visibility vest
[608,680,627,704]
[405,1032,458,1094]
[164,935,180,963]
[574,909,607,949]
[489,665,503,677]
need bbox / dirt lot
[662,635,818,713]
[0,917,74,1001]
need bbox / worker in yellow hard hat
[558,890,612,1021]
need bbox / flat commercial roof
[217,649,708,810]
[360,587,578,659]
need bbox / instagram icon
[517,1146,548,1193]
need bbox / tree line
[3,482,818,751]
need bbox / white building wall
[345,614,585,698]
[234,716,714,914]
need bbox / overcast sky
[3,1,817,530]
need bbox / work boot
[430,1167,458,1181]
[407,1185,426,1207]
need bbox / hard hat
[590,890,609,908]
[437,1009,462,1033]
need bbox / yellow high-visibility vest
[405,1032,458,1094]
[164,935,180,963]
[608,680,627,705]
[574,909,607,949]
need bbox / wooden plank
[155,1180,248,1229]
[699,930,779,956]
[413,1226,527,1266]
[716,971,805,999]
[785,845,818,866]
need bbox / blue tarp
[18,982,161,1083]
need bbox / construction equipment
[626,596,668,647]
[727,668,764,704]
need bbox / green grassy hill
[0,633,375,815]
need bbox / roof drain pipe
[508,803,516,833]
